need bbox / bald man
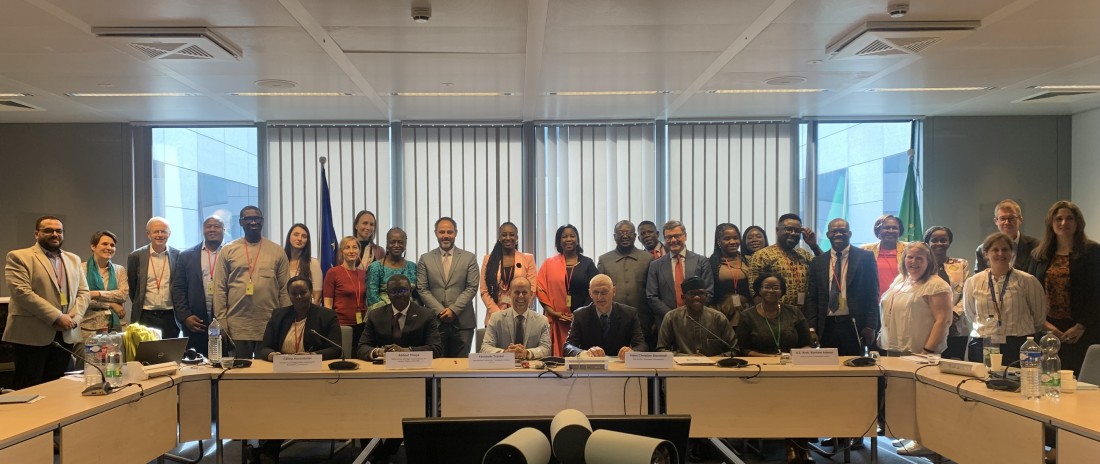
[128,216,181,338]
[563,274,648,359]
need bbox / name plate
[272,354,323,372]
[385,351,433,369]
[469,352,515,369]
[625,351,674,368]
[791,348,840,366]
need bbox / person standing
[416,217,480,357]
[171,215,225,355]
[707,223,751,323]
[283,223,322,304]
[3,216,90,388]
[80,231,129,345]
[352,210,386,270]
[214,206,291,359]
[806,218,880,356]
[324,237,369,348]
[861,215,909,295]
[976,199,1040,273]
[481,222,538,325]
[127,217,181,337]
[637,220,667,259]
[748,214,818,314]
[646,220,714,346]
[537,224,598,356]
[597,220,654,341]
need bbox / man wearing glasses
[213,206,290,359]
[748,213,821,313]
[646,220,714,342]
[3,216,90,388]
[974,199,1039,273]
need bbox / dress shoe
[848,438,865,450]
[688,439,706,462]
[891,438,908,447]
[896,441,935,456]
[798,447,816,464]
[786,444,800,464]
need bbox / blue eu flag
[319,165,338,276]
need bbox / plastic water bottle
[1040,331,1062,398]
[84,333,103,386]
[208,317,222,365]
[1019,336,1042,399]
[105,331,123,386]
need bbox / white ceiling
[1,0,1099,123]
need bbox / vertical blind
[667,122,792,254]
[534,123,657,264]
[266,125,391,256]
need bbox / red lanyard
[205,247,219,281]
[342,267,363,310]
[722,258,741,291]
[832,253,847,290]
[150,249,168,291]
[243,241,261,281]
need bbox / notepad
[0,394,41,404]
[1076,381,1098,391]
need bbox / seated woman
[255,276,343,463]
[736,273,813,464]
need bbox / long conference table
[2,356,1099,464]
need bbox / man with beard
[4,216,90,388]
[749,213,819,313]
[171,215,226,355]
[416,217,480,357]
[214,206,290,359]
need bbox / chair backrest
[1079,344,1100,385]
[340,325,353,359]
[475,328,486,353]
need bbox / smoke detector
[826,21,980,60]
[93,27,243,61]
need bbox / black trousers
[12,332,71,389]
[140,309,181,339]
[821,315,862,357]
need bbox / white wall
[1073,107,1100,238]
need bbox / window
[152,127,259,249]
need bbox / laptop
[133,338,189,365]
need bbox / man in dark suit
[645,220,713,347]
[416,216,480,357]
[170,215,225,354]
[564,274,648,358]
[127,216,181,338]
[357,274,442,360]
[806,218,880,356]
[974,199,1039,273]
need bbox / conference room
[3,0,1100,463]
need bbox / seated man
[563,274,648,359]
[356,274,442,361]
[657,276,737,356]
[480,277,551,360]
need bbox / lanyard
[761,305,782,353]
[342,267,363,310]
[205,247,219,281]
[987,270,1012,320]
[243,241,261,282]
[150,249,168,291]
[831,252,848,291]
[722,257,742,292]
[50,253,66,292]
[564,259,576,292]
[500,264,514,292]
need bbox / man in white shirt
[127,217,181,338]
[480,277,551,359]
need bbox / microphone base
[82,383,114,396]
[716,357,749,368]
[328,360,359,371]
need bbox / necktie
[514,315,525,345]
[829,251,843,313]
[600,314,610,340]
[392,312,403,343]
[442,252,452,282]
[674,255,685,307]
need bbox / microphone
[52,342,116,396]
[685,314,748,368]
[309,329,359,371]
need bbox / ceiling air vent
[827,21,980,60]
[0,99,43,111]
[1013,91,1100,103]
[92,27,242,61]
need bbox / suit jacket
[479,252,538,319]
[171,243,213,333]
[355,302,443,359]
[416,247,480,330]
[127,243,181,324]
[480,308,552,359]
[805,246,881,334]
[645,250,714,329]
[563,302,648,356]
[3,245,90,345]
[975,234,1039,273]
[1028,241,1100,330]
[257,304,343,361]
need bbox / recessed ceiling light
[231,92,353,96]
[254,79,298,90]
[865,87,995,92]
[807,60,823,65]
[389,92,515,97]
[706,89,828,94]
[1029,85,1100,91]
[764,76,808,86]
[547,90,671,96]
[0,92,33,97]
[65,92,199,97]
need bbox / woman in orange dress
[537,224,597,356]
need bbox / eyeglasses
[240,217,264,224]
[37,228,64,235]
[994,215,1020,223]
[779,226,801,233]
[826,229,850,236]
[388,287,411,295]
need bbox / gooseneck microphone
[685,314,748,368]
[52,341,116,396]
[309,329,359,370]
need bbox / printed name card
[468,352,515,370]
[625,351,674,368]
[790,348,840,366]
[272,354,323,372]
[385,351,433,369]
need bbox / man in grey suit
[3,216,90,388]
[416,217,481,357]
[480,277,551,360]
[645,220,714,343]
[127,216,181,338]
